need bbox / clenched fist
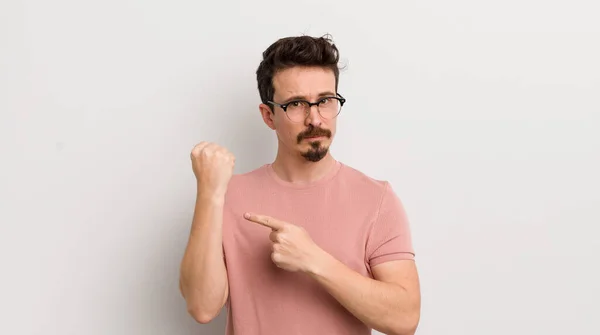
[191,142,235,198]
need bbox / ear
[259,103,276,130]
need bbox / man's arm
[244,181,419,334]
[179,190,229,324]
[308,256,420,335]
[305,181,420,335]
[244,211,420,335]
[179,142,234,324]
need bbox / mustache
[297,126,332,143]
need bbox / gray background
[1,0,599,334]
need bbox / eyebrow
[282,91,336,103]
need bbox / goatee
[301,141,328,162]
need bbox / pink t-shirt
[222,160,415,335]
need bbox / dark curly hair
[256,34,340,110]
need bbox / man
[179,35,420,335]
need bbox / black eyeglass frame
[267,93,346,119]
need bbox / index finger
[244,213,285,230]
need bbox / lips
[304,135,326,140]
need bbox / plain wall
[1,0,599,334]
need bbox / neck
[271,147,336,184]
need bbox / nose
[304,104,322,127]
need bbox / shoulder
[333,163,401,212]
[337,162,392,195]
[336,163,408,229]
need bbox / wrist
[305,248,334,277]
[196,188,226,204]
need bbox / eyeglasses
[268,93,346,123]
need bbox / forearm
[179,188,228,322]
[308,254,419,335]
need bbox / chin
[300,142,329,162]
[301,151,328,162]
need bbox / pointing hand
[244,213,327,273]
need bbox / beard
[296,125,332,162]
[301,141,329,162]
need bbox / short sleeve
[366,182,415,268]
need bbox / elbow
[179,280,224,324]
[390,325,418,335]
[180,282,228,324]
[392,326,418,335]
[389,310,420,335]
[187,305,220,324]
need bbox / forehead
[272,66,336,100]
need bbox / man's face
[259,66,338,162]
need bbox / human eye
[319,97,332,105]
[287,100,307,110]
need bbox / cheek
[324,120,337,136]
[281,121,300,135]
[286,126,302,142]
[274,120,300,143]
